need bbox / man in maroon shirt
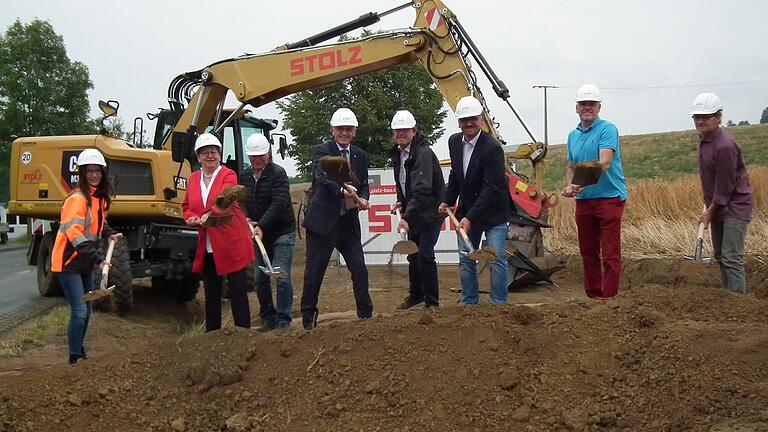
[690,92,752,294]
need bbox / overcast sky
[4,0,767,176]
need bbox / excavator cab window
[152,109,179,150]
[220,127,237,172]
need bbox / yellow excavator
[9,0,555,311]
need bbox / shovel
[248,223,285,277]
[82,233,123,302]
[683,222,714,264]
[392,207,418,256]
[319,156,366,208]
[445,207,497,264]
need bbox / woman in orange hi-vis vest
[52,149,119,364]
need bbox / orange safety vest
[51,189,107,273]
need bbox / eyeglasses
[198,150,219,157]
[692,114,717,121]
[458,116,480,124]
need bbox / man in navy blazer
[301,108,373,330]
[439,96,510,305]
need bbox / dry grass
[0,306,69,357]
[545,165,768,259]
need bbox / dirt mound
[2,281,768,432]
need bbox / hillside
[519,123,768,192]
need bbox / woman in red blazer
[182,133,255,332]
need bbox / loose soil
[1,188,767,431]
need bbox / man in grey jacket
[390,110,446,309]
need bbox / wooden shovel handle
[394,207,407,237]
[445,207,472,246]
[101,233,122,277]
[248,223,274,268]
[696,222,706,240]
[254,234,269,260]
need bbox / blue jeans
[255,232,295,326]
[58,271,93,360]
[458,222,508,305]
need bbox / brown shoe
[397,296,424,310]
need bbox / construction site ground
[2,228,768,432]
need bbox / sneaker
[396,296,424,310]
[257,321,278,333]
[275,323,291,334]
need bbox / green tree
[276,36,446,177]
[737,120,750,126]
[761,107,768,124]
[0,19,93,202]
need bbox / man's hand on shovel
[247,222,285,277]
[343,184,370,210]
[391,206,418,255]
[445,207,497,264]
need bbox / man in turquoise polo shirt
[563,84,628,299]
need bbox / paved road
[0,247,64,335]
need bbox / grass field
[519,123,768,192]
[544,165,768,259]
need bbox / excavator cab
[151,107,281,175]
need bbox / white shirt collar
[337,143,350,153]
[463,132,480,146]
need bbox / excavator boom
[165,1,546,171]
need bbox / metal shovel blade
[683,239,713,264]
[393,240,418,255]
[258,265,284,277]
[82,285,115,302]
[467,247,498,264]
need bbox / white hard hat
[576,84,602,102]
[245,134,270,156]
[689,93,724,115]
[455,96,483,119]
[76,149,106,167]
[194,133,222,154]
[330,108,358,127]
[391,110,417,129]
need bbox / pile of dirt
[2,279,767,431]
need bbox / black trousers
[407,219,442,307]
[301,213,372,329]
[202,253,251,332]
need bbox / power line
[555,80,768,90]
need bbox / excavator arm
[167,0,547,187]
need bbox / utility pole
[532,85,559,145]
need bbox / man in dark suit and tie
[439,96,510,305]
[301,108,373,330]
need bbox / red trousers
[575,198,626,298]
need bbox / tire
[154,274,200,304]
[177,274,200,303]
[37,232,63,297]
[94,240,133,312]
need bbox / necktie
[339,149,355,213]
